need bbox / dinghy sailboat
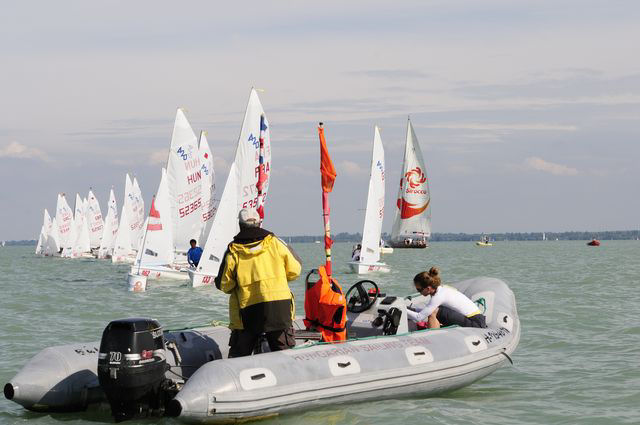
[390,118,431,248]
[112,175,136,263]
[348,126,390,274]
[128,109,206,282]
[55,193,73,255]
[189,88,271,287]
[97,188,119,259]
[129,168,187,281]
[198,130,217,243]
[85,189,104,252]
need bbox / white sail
[72,193,91,256]
[131,177,145,248]
[85,189,104,249]
[112,198,134,262]
[55,194,74,249]
[35,226,46,255]
[198,131,217,243]
[190,89,272,286]
[234,88,271,217]
[43,226,60,256]
[360,126,386,265]
[193,162,239,281]
[167,109,204,253]
[36,209,53,255]
[98,188,119,259]
[134,168,174,267]
[390,119,431,246]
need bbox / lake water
[1,241,639,424]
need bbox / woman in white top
[407,267,487,329]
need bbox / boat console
[344,280,410,338]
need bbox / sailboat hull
[380,247,394,254]
[347,261,391,274]
[187,270,217,288]
[129,264,190,281]
[388,240,429,249]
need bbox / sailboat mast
[256,114,267,222]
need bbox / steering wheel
[345,280,379,313]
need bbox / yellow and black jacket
[215,227,301,333]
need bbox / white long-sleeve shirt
[406,285,481,322]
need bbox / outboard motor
[97,318,166,422]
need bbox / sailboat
[131,177,145,248]
[347,126,390,274]
[198,130,217,243]
[112,175,136,263]
[35,209,55,256]
[97,188,119,259]
[129,168,186,281]
[389,118,431,248]
[55,193,73,255]
[190,88,271,288]
[167,108,205,265]
[70,193,92,258]
[127,109,206,282]
[85,189,104,252]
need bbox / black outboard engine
[97,318,166,422]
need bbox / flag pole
[256,114,267,224]
[318,122,334,277]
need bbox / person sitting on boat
[215,208,302,357]
[407,267,487,329]
[351,244,361,261]
[186,239,203,267]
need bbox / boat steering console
[345,280,409,337]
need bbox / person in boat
[186,239,203,267]
[351,244,361,261]
[407,267,487,329]
[215,208,302,357]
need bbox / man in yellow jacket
[215,208,302,357]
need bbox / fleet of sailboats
[32,91,435,286]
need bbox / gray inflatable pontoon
[4,277,519,422]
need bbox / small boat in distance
[476,235,493,247]
[587,239,600,246]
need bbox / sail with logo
[198,130,217,243]
[85,189,104,251]
[389,118,431,248]
[167,108,204,263]
[189,88,271,288]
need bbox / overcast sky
[1,0,639,240]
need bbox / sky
[1,0,639,240]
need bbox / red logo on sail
[147,198,162,231]
[397,167,429,219]
[405,167,426,188]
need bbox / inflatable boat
[4,277,519,423]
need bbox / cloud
[340,160,365,176]
[420,123,578,131]
[0,141,50,162]
[149,150,167,165]
[525,157,578,176]
[345,69,431,80]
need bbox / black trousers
[228,327,296,358]
[437,306,487,328]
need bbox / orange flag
[318,124,337,193]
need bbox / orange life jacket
[304,266,347,342]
